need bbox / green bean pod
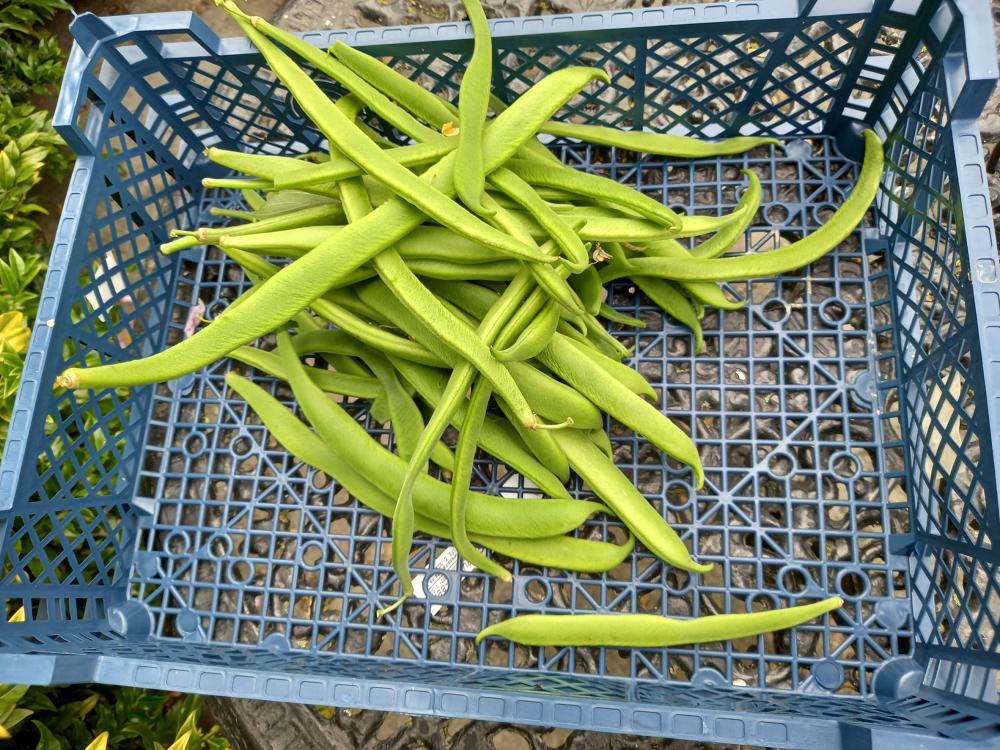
[635,277,705,353]
[272,139,456,190]
[541,334,704,486]
[487,167,590,271]
[509,156,681,229]
[494,298,559,362]
[453,0,494,216]
[569,264,605,316]
[449,378,510,578]
[229,345,382,399]
[598,304,645,328]
[552,429,709,572]
[506,360,603,430]
[476,596,843,646]
[612,130,883,281]
[538,122,780,158]
[225,370,631,574]
[389,357,571,499]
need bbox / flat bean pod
[229,345,382,399]
[476,596,843,646]
[634,276,705,353]
[449,379,510,578]
[509,156,681,229]
[494,298,559,362]
[552,429,709,572]
[226,371,630,574]
[611,130,883,282]
[274,332,599,535]
[541,334,704,486]
[453,0,494,215]
[538,122,780,159]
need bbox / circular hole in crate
[765,203,790,225]
[207,534,232,559]
[819,298,850,327]
[523,577,551,605]
[182,432,206,458]
[778,565,813,595]
[762,298,790,324]
[425,572,450,599]
[227,559,254,585]
[836,568,871,600]
[299,541,324,571]
[309,469,330,493]
[165,531,190,555]
[830,451,862,480]
[665,568,691,594]
[811,202,838,225]
[766,450,795,478]
[231,435,253,457]
[747,591,781,613]
[207,299,229,320]
[664,481,695,510]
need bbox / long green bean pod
[476,596,843,646]
[453,0,494,216]
[226,371,632,574]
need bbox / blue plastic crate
[1,0,998,746]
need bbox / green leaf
[32,720,63,750]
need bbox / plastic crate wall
[0,0,998,747]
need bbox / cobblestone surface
[206,0,998,746]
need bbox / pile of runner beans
[57,0,884,646]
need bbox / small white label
[411,545,476,615]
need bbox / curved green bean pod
[388,357,571,499]
[272,139,456,190]
[552,429,709,572]
[229,345,382,399]
[689,169,761,259]
[59,63,608,391]
[229,12,548,264]
[453,0,494,216]
[220,225,508,265]
[476,596,843,646]
[616,130,883,281]
[555,332,655,401]
[541,334,704,486]
[635,277,704,353]
[494,298,559,362]
[362,348,454,469]
[598,304,645,328]
[225,371,630,575]
[538,122,780,159]
[509,156,681,229]
[410,259,523,281]
[506,360,603,430]
[161,203,345,255]
[203,146,308,180]
[275,332,599,534]
[569,264,605,316]
[450,378,510,578]
[487,167,589,271]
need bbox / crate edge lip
[0,650,962,749]
[0,1,996,744]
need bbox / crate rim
[1,1,998,747]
